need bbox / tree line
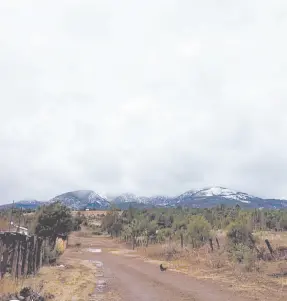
[101,205,287,252]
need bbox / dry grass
[0,258,96,301]
[255,231,287,248]
[31,259,96,301]
[0,277,23,295]
[136,232,287,301]
[72,210,108,217]
[74,230,92,238]
[139,243,183,261]
[0,217,9,231]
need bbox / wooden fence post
[215,237,220,249]
[33,237,38,275]
[11,238,18,278]
[28,236,36,275]
[15,238,22,278]
[180,233,184,249]
[39,238,43,269]
[21,237,29,277]
[209,238,214,252]
[265,239,274,256]
[36,238,43,271]
[132,236,135,250]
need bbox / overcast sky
[0,0,287,203]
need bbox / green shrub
[229,243,257,271]
[187,215,211,248]
[226,221,258,271]
[226,221,255,249]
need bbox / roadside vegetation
[0,202,84,300]
[101,205,287,299]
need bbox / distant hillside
[0,200,44,210]
[1,186,287,210]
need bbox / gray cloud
[1,0,287,202]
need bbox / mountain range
[1,187,287,210]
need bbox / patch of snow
[240,200,251,204]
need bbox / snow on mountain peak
[194,186,254,203]
[199,187,238,197]
[202,187,229,195]
[178,186,255,204]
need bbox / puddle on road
[95,279,107,293]
[89,260,104,277]
[89,260,109,301]
[94,261,103,268]
[87,248,102,253]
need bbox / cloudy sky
[0,0,287,203]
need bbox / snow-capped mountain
[50,190,110,210]
[194,187,254,201]
[1,187,287,210]
[110,187,284,209]
[175,187,287,209]
[177,187,258,204]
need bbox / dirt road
[65,234,257,301]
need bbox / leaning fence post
[180,233,184,249]
[33,237,38,275]
[215,237,220,249]
[265,239,274,256]
[209,238,214,252]
[21,237,29,277]
[15,238,22,278]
